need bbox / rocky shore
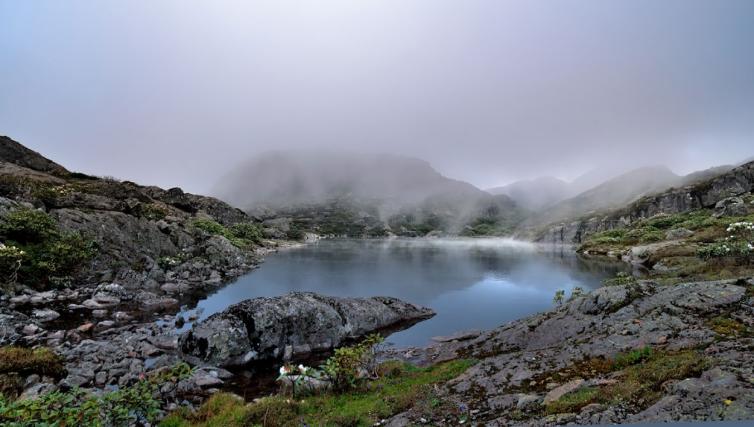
[381,278,754,425]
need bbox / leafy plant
[320,334,384,391]
[552,289,565,305]
[0,209,96,289]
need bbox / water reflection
[179,238,627,346]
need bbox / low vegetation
[543,348,708,415]
[0,347,66,399]
[0,361,195,426]
[0,208,96,290]
[191,218,263,248]
[162,335,476,426]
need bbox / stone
[431,330,482,343]
[665,228,693,240]
[32,308,60,322]
[714,196,749,217]
[22,324,41,335]
[179,292,434,367]
[77,322,95,333]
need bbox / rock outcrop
[0,136,263,291]
[536,160,754,244]
[179,292,435,367]
[382,279,754,425]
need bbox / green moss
[613,346,653,369]
[708,316,748,337]
[545,387,599,415]
[162,359,476,427]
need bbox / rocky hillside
[0,135,267,293]
[535,160,754,245]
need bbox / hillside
[536,159,754,245]
[215,150,524,237]
[0,135,268,292]
[487,176,570,210]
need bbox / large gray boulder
[178,292,435,367]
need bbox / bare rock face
[178,292,435,367]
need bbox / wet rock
[23,323,41,335]
[32,308,60,322]
[179,292,435,367]
[431,330,482,343]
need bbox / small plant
[321,333,384,391]
[0,209,57,244]
[569,287,585,301]
[552,289,565,305]
[613,346,653,369]
[602,272,637,287]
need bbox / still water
[178,238,627,346]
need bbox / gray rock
[665,227,693,240]
[714,196,749,217]
[179,292,434,367]
[32,308,60,322]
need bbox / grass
[161,359,476,427]
[0,346,65,399]
[545,387,600,415]
[529,348,708,417]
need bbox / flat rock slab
[432,330,482,343]
[178,292,435,368]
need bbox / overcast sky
[1,0,753,194]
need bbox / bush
[0,209,96,289]
[0,209,57,244]
[320,334,384,391]
[192,219,263,248]
[0,362,193,426]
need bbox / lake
[177,238,628,347]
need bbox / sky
[1,0,754,194]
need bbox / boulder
[179,292,434,368]
[713,196,749,217]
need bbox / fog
[1,0,753,195]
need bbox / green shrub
[321,334,384,391]
[192,219,262,248]
[0,362,193,426]
[0,209,57,244]
[602,272,637,287]
[0,209,96,289]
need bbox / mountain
[487,176,570,211]
[528,165,681,226]
[214,150,489,210]
[214,150,523,237]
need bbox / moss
[545,386,600,415]
[0,347,65,377]
[0,347,65,399]
[162,359,476,427]
[708,316,748,337]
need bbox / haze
[1,0,753,195]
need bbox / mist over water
[177,238,627,346]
